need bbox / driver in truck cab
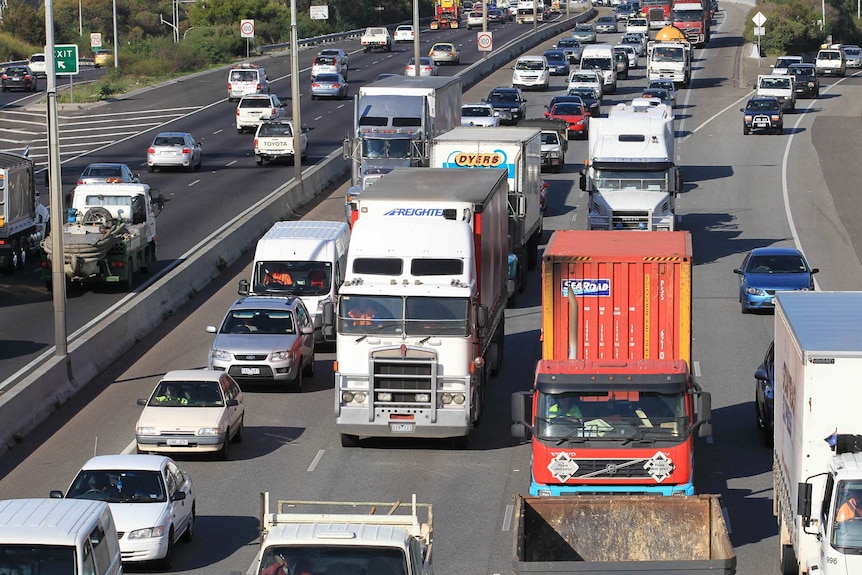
[836,488,862,522]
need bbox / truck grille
[371,348,437,406]
[611,212,650,230]
[649,8,664,20]
[571,458,654,478]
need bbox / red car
[544,102,589,140]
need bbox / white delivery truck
[579,44,618,94]
[773,291,862,575]
[322,169,509,447]
[0,150,49,272]
[249,493,432,575]
[581,100,680,231]
[343,76,462,193]
[430,127,543,272]
[241,220,350,343]
[648,26,692,86]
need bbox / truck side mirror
[322,301,336,340]
[517,194,526,218]
[238,279,250,296]
[342,138,352,160]
[476,304,488,330]
[699,391,711,422]
[579,170,587,191]
[797,482,813,520]
[675,168,683,193]
[511,390,533,437]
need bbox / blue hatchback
[734,247,818,313]
[543,50,570,76]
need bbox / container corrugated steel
[542,231,692,365]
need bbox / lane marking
[501,503,514,531]
[307,449,325,472]
[693,360,701,377]
[188,179,200,187]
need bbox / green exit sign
[54,44,79,75]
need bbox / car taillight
[256,83,261,90]
[236,109,240,116]
[311,83,320,88]
[25,75,32,80]
[254,138,259,147]
[423,66,432,71]
[332,83,341,88]
[227,83,232,89]
[147,147,155,154]
[1,75,7,80]
[182,147,191,154]
[270,108,276,116]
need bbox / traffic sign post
[54,44,79,75]
[240,19,254,57]
[477,31,493,53]
[752,12,767,60]
[90,33,102,52]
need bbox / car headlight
[771,115,781,121]
[743,115,752,122]
[128,526,165,539]
[211,348,231,360]
[549,151,560,158]
[745,287,765,296]
[271,349,294,361]
[197,427,222,436]
[510,107,520,112]
[137,426,158,435]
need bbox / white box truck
[773,291,862,575]
[581,100,681,231]
[241,220,350,343]
[322,169,509,447]
[343,75,462,191]
[430,127,543,272]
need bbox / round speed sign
[477,31,493,52]
[240,19,255,38]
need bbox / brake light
[1,75,7,80]
[25,75,32,80]
[332,83,341,88]
[236,109,240,116]
[311,83,320,88]
[147,147,155,154]
[254,138,259,147]
[256,83,261,90]
[270,108,276,116]
[182,147,191,154]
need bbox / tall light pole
[44,0,69,356]
[413,0,420,77]
[290,0,302,180]
[79,0,82,35]
[112,0,119,67]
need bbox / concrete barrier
[0,9,595,457]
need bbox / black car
[484,87,527,125]
[1,65,38,92]
[488,8,507,23]
[564,88,601,117]
[786,63,820,99]
[741,96,783,135]
[754,341,775,446]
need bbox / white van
[580,44,618,94]
[227,63,270,102]
[512,55,550,90]
[241,221,351,342]
[0,498,122,575]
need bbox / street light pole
[112,0,119,67]
[78,0,82,36]
[290,0,302,181]
[413,0,420,77]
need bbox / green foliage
[0,0,45,46]
[0,31,40,62]
[743,1,822,55]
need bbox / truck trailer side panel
[541,231,692,365]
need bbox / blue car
[733,247,818,313]
[543,50,570,76]
[754,341,774,446]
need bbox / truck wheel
[218,433,230,460]
[256,156,264,166]
[341,433,360,448]
[489,317,505,377]
[778,540,797,575]
[527,233,539,271]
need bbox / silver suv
[236,94,284,133]
[207,295,315,390]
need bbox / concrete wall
[0,9,595,457]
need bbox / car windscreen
[230,70,257,82]
[463,106,492,117]
[516,60,545,70]
[551,104,583,115]
[314,74,340,82]
[240,98,272,108]
[258,123,294,137]
[153,136,185,146]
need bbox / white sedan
[404,56,439,76]
[394,25,415,42]
[52,454,195,569]
[461,103,500,127]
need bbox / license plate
[390,423,415,433]
[241,367,260,375]
[167,438,189,446]
[754,122,768,128]
[160,150,178,156]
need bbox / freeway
[0,13,575,382]
[4,4,862,574]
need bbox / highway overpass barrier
[0,8,595,458]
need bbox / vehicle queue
[2,3,860,574]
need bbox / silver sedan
[404,57,439,77]
[146,132,202,173]
[310,73,348,100]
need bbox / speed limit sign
[240,19,255,38]
[477,31,493,52]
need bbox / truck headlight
[378,392,392,401]
[415,393,431,402]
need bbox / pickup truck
[253,119,308,166]
[361,27,392,52]
[756,73,796,112]
[519,118,568,173]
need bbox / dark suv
[741,96,783,135]
[786,63,820,99]
[1,65,38,92]
[483,87,527,125]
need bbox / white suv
[236,94,285,133]
[28,53,47,78]
[815,48,846,77]
[512,55,550,91]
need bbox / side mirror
[136,398,148,406]
[797,481,813,520]
[754,369,769,381]
[476,304,488,330]
[301,324,314,335]
[810,268,820,275]
[238,279,250,295]
[206,325,217,333]
[49,490,64,499]
[227,398,239,407]
[322,301,336,340]
[172,491,187,502]
[579,170,587,191]
[733,268,743,275]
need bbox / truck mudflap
[513,495,736,574]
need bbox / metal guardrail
[258,17,436,53]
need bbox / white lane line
[226,160,238,166]
[213,129,224,135]
[307,449,325,472]
[501,503,514,531]
[693,360,701,378]
[314,115,323,121]
[188,179,200,187]
[122,439,136,454]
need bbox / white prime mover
[580,100,680,230]
[773,291,862,575]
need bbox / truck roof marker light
[333,361,338,372]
